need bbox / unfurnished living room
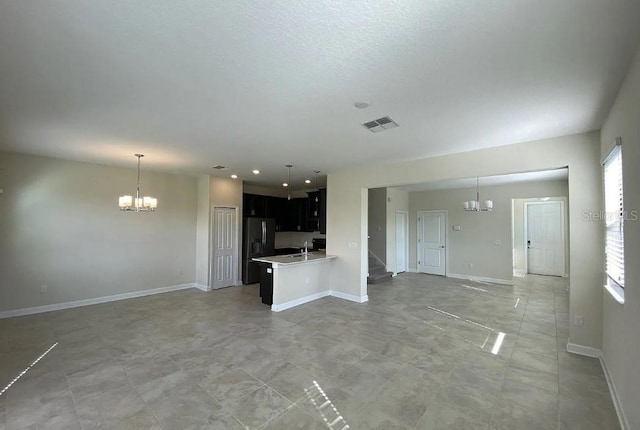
[1,1,639,429]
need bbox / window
[603,139,624,291]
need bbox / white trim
[447,273,513,286]
[0,284,195,319]
[566,340,603,358]
[600,355,630,430]
[194,283,211,292]
[270,289,369,312]
[330,291,369,303]
[604,283,625,304]
[271,291,331,312]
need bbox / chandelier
[463,177,493,212]
[118,154,157,212]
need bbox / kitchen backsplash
[275,231,326,249]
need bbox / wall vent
[211,165,228,170]
[362,116,399,133]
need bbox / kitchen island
[252,252,337,312]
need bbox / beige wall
[386,188,409,274]
[327,131,603,349]
[0,151,197,312]
[600,47,640,429]
[195,175,211,287]
[409,180,568,281]
[368,188,387,262]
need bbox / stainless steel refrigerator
[242,217,275,284]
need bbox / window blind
[603,144,624,287]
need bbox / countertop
[252,251,337,267]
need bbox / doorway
[396,210,408,274]
[417,210,447,276]
[525,201,565,276]
[211,206,238,289]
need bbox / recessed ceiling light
[283,183,288,187]
[252,169,260,175]
[354,101,370,109]
[230,174,238,179]
[305,179,311,184]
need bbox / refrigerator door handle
[262,221,267,250]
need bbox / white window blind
[603,143,624,287]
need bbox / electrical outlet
[494,239,501,246]
[40,284,48,294]
[574,316,584,327]
[348,242,358,249]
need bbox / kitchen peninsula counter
[252,252,336,311]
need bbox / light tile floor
[0,274,620,429]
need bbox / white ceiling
[398,168,568,192]
[0,1,639,187]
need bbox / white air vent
[211,165,228,170]
[362,116,399,133]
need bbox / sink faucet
[303,241,308,258]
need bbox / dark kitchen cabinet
[243,193,268,217]
[282,198,306,232]
[319,188,327,234]
[243,193,321,232]
[259,263,273,305]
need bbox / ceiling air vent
[362,116,399,133]
[211,165,228,170]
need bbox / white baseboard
[330,291,369,303]
[447,273,513,286]
[194,283,211,292]
[0,283,195,319]
[566,340,603,358]
[271,290,331,312]
[600,356,629,430]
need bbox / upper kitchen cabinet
[319,188,327,234]
[243,193,267,217]
[242,190,325,232]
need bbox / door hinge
[418,261,421,265]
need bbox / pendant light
[463,177,493,212]
[314,170,320,202]
[285,164,292,200]
[119,154,157,212]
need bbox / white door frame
[396,210,409,274]
[209,205,240,288]
[416,210,448,276]
[523,200,566,276]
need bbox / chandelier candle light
[119,154,157,212]
[463,177,493,212]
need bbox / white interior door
[212,207,237,289]
[396,211,408,274]
[418,211,446,276]
[526,202,565,276]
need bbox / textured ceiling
[0,1,639,187]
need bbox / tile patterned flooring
[0,274,620,429]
